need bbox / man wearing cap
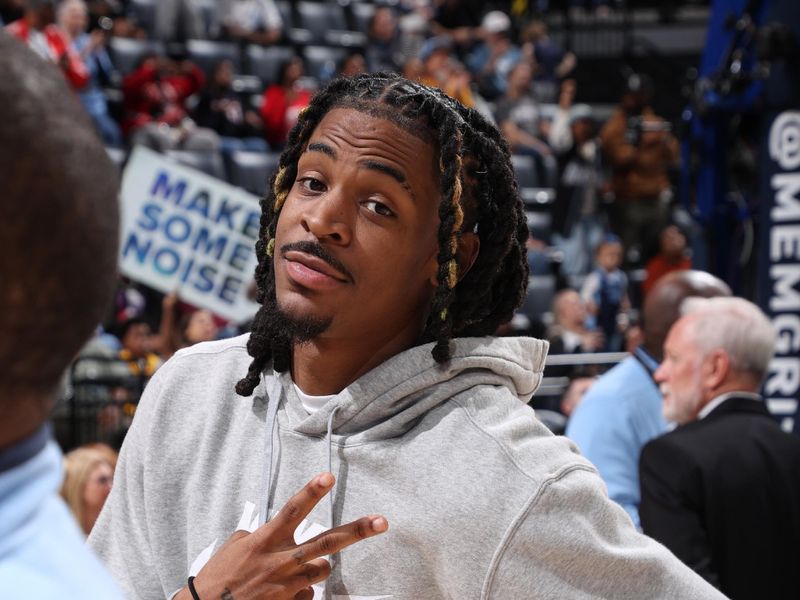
[467,10,522,100]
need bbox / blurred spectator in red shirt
[642,224,691,297]
[122,52,219,151]
[259,55,311,149]
[5,0,89,90]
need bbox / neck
[706,377,761,404]
[25,13,44,30]
[0,395,52,450]
[291,325,423,395]
[641,341,662,362]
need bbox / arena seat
[246,45,296,86]
[351,2,377,34]
[293,1,367,48]
[226,151,281,196]
[519,274,557,323]
[186,40,241,78]
[128,0,157,39]
[511,154,539,188]
[302,45,349,82]
[164,149,227,181]
[108,38,164,75]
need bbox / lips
[283,250,351,289]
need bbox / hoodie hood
[277,336,548,440]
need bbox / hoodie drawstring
[325,404,341,536]
[258,376,283,527]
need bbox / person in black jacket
[640,296,800,600]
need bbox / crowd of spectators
[5,0,689,450]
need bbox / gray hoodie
[89,334,724,599]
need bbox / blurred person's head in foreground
[60,447,114,535]
[656,297,775,425]
[0,32,118,449]
[641,270,731,363]
[235,71,529,396]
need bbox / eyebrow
[305,141,415,200]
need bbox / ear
[704,350,731,391]
[457,231,480,281]
[427,231,481,287]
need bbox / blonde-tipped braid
[273,166,290,212]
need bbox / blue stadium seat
[226,151,281,196]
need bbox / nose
[654,362,667,383]
[300,189,352,245]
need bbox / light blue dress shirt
[0,427,123,598]
[565,347,667,529]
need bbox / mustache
[279,240,354,282]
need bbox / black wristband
[187,576,201,600]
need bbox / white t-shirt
[293,383,335,415]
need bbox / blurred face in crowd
[596,241,623,272]
[59,1,88,37]
[660,225,687,259]
[424,48,450,78]
[571,117,594,144]
[507,61,533,95]
[341,53,366,78]
[370,7,396,41]
[184,309,218,345]
[83,460,113,534]
[122,322,152,358]
[213,59,234,89]
[655,315,707,424]
[555,290,586,330]
[282,57,304,86]
[622,91,649,115]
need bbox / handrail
[545,351,629,366]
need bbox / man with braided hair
[91,73,723,599]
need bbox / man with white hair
[640,296,800,600]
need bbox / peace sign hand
[175,473,388,600]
